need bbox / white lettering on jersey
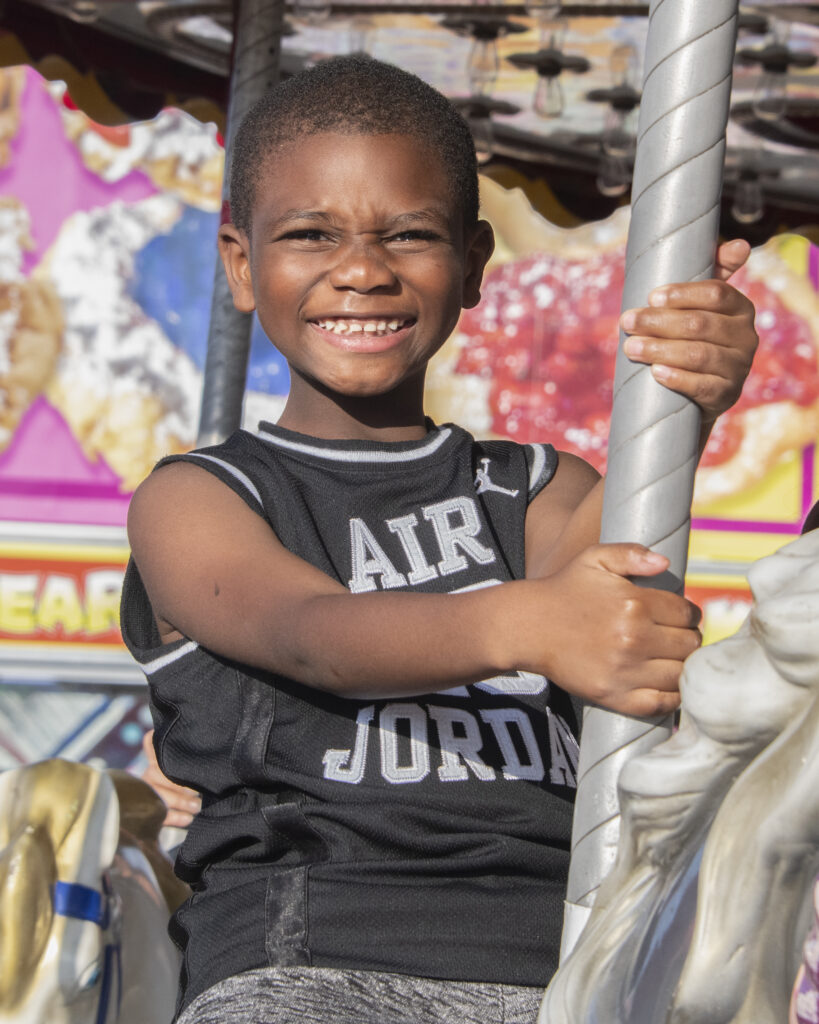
[422,497,496,576]
[428,706,496,781]
[386,513,438,585]
[380,703,431,784]
[475,671,549,696]
[480,708,545,781]
[546,708,579,788]
[320,703,576,787]
[348,517,407,593]
[321,704,375,784]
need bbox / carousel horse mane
[540,529,819,1024]
[0,758,186,1024]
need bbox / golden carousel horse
[0,758,188,1024]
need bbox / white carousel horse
[0,758,188,1024]
[540,529,819,1023]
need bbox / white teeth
[317,315,413,339]
[316,318,410,336]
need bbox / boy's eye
[388,230,440,243]
[279,229,329,242]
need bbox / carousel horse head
[541,529,819,1024]
[0,758,186,1024]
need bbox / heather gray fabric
[175,966,544,1024]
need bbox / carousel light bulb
[69,0,98,22]
[523,2,564,45]
[533,75,563,118]
[468,113,495,165]
[291,0,331,23]
[752,69,788,121]
[731,174,764,224]
[348,16,373,54]
[610,43,638,87]
[601,107,633,157]
[524,0,561,17]
[468,38,499,96]
[596,151,630,197]
[539,16,567,48]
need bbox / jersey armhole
[524,443,559,504]
[121,447,268,662]
[157,450,266,519]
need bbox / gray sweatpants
[176,966,545,1024]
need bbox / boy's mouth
[313,317,414,338]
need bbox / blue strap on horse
[53,880,107,926]
[53,877,122,1024]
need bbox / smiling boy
[122,57,757,1024]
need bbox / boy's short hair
[229,55,479,235]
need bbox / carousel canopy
[1,0,818,231]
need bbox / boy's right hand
[525,544,701,717]
[141,730,201,829]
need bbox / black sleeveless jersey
[120,421,581,1014]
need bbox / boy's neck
[276,376,430,442]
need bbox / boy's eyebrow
[272,206,452,228]
[385,207,452,225]
[275,210,333,225]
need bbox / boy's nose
[328,242,398,292]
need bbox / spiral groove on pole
[197,0,285,447]
[562,0,739,958]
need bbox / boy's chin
[316,369,424,402]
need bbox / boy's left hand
[619,239,757,431]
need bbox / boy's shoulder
[139,427,270,520]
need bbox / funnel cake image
[0,197,63,451]
[36,195,202,492]
[427,178,819,511]
[693,243,819,507]
[55,87,223,212]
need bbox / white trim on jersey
[256,426,453,463]
[142,640,199,675]
[527,443,547,499]
[185,453,264,507]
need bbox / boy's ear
[218,224,256,313]
[462,220,495,310]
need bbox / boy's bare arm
[128,462,695,716]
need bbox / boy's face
[219,132,493,402]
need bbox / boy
[121,57,757,1024]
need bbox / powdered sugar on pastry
[53,84,223,212]
[0,198,63,448]
[36,195,202,490]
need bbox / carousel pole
[197,0,285,447]
[561,0,740,958]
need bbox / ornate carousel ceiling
[1,0,818,231]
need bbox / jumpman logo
[474,458,520,497]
